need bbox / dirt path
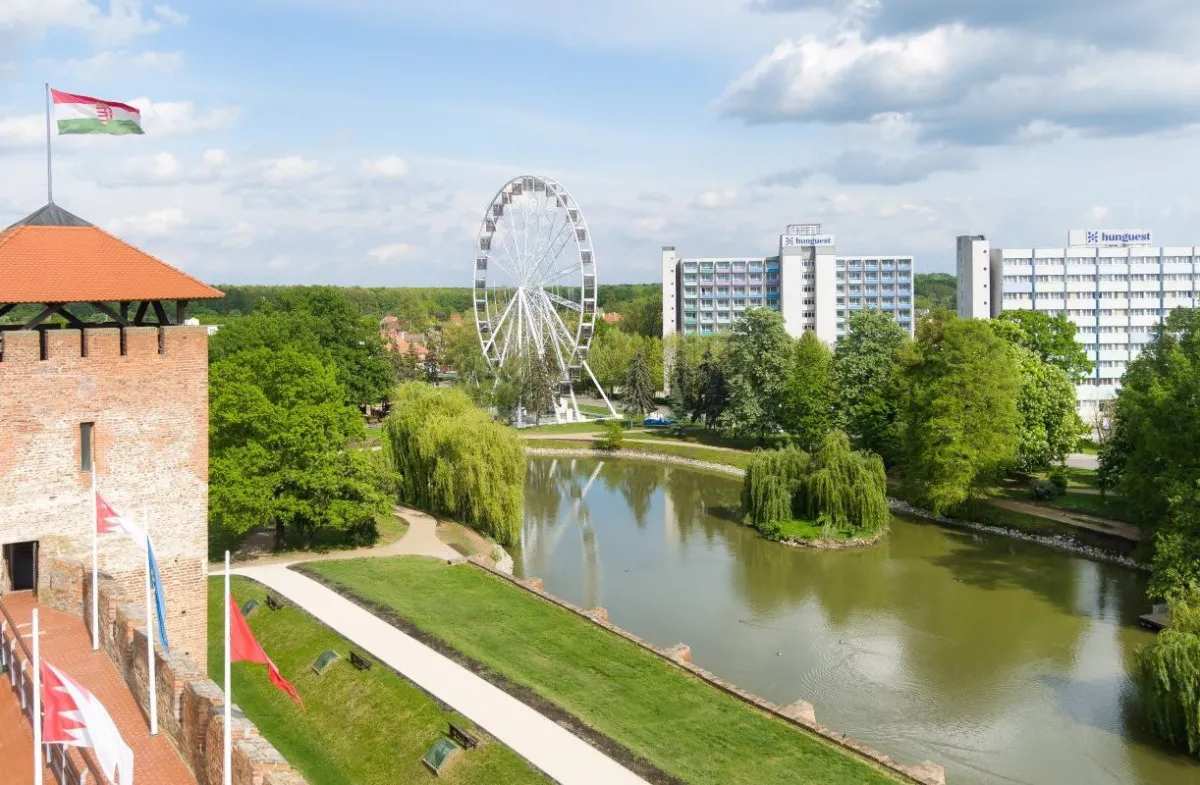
[987,498,1141,542]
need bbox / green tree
[1149,485,1200,604]
[995,309,1094,384]
[1099,308,1200,534]
[423,330,443,383]
[589,328,638,396]
[898,313,1021,513]
[833,309,909,461]
[622,348,656,418]
[1010,346,1088,471]
[1135,591,1200,757]
[696,344,728,429]
[783,331,835,450]
[208,347,389,554]
[443,319,491,386]
[723,308,793,439]
[616,294,664,338]
[383,383,525,545]
[209,288,393,406]
[914,273,957,312]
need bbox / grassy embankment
[206,576,548,785]
[308,557,905,785]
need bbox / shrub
[1031,479,1060,501]
[595,420,625,451]
[1047,466,1069,493]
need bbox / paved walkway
[988,498,1141,541]
[1066,452,1100,470]
[234,564,650,785]
[0,593,195,785]
[211,506,460,570]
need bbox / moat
[512,457,1200,785]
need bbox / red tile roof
[0,207,222,304]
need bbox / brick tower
[0,203,222,668]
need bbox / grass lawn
[525,438,753,470]
[309,558,903,785]
[771,520,879,543]
[519,420,622,435]
[637,425,787,451]
[206,577,548,785]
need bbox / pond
[512,457,1200,785]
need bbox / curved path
[233,563,650,785]
[522,432,748,453]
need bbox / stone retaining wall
[466,556,947,785]
[888,498,1147,570]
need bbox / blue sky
[4,1,1200,286]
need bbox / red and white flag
[227,595,303,705]
[42,661,134,785]
[96,493,145,544]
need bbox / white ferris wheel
[473,175,617,422]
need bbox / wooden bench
[448,722,478,749]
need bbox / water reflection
[515,458,1200,785]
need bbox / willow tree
[741,431,889,538]
[383,383,525,545]
[796,431,889,535]
[742,446,810,528]
[1136,595,1200,756]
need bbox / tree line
[667,307,1089,514]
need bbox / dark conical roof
[5,202,93,230]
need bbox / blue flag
[146,542,171,654]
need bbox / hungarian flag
[95,493,171,654]
[51,89,143,136]
[228,595,303,705]
[42,660,134,785]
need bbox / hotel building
[662,225,915,344]
[957,229,1200,414]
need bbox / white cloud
[360,155,409,179]
[252,155,328,186]
[266,254,290,271]
[367,242,415,262]
[1,1,187,44]
[127,98,241,136]
[58,49,183,75]
[720,23,1200,144]
[1088,206,1110,222]
[692,189,739,209]
[112,206,188,235]
[0,114,43,150]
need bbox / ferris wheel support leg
[581,360,619,419]
[568,385,581,421]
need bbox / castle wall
[0,326,210,668]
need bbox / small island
[742,431,889,548]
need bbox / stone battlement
[0,325,209,364]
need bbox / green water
[514,457,1200,785]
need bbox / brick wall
[0,326,210,668]
[89,567,309,785]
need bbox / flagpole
[223,550,232,785]
[144,518,158,736]
[91,454,98,651]
[33,609,43,785]
[44,83,53,204]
